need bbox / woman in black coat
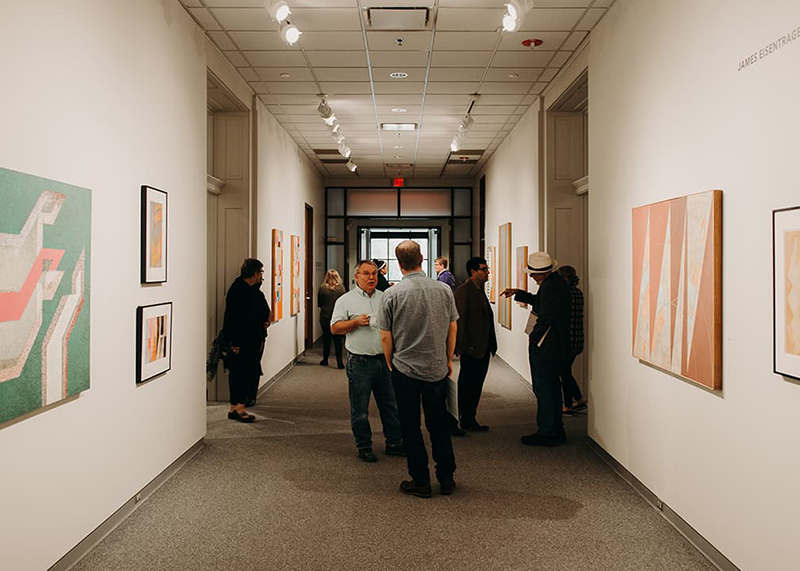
[222,258,271,422]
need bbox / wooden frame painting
[498,223,512,330]
[290,234,301,316]
[774,205,800,380]
[136,302,172,384]
[486,246,496,303]
[632,190,722,390]
[0,167,92,426]
[516,245,529,308]
[141,185,167,284]
[272,229,283,322]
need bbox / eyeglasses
[478,266,490,272]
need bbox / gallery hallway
[72,349,714,571]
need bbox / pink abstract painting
[632,190,722,389]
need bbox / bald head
[395,240,424,271]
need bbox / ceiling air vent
[385,163,414,169]
[367,8,429,30]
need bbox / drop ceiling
[181,0,615,180]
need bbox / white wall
[0,1,207,570]
[255,101,325,382]
[588,0,800,569]
[475,106,542,382]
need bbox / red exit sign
[393,178,405,187]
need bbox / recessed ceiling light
[393,145,405,149]
[389,72,408,79]
[394,155,403,159]
[508,73,519,79]
[280,72,290,78]
[381,123,416,131]
[391,108,407,113]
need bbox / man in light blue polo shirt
[331,259,404,463]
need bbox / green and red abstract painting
[0,167,91,425]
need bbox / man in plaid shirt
[557,266,586,413]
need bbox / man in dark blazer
[501,252,571,446]
[454,256,497,431]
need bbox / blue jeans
[346,354,403,450]
[528,349,564,437]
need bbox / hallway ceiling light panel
[381,123,416,131]
[367,8,428,31]
[280,22,301,45]
[266,0,291,23]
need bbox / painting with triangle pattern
[632,190,722,389]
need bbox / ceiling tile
[533,0,595,6]
[437,8,505,31]
[594,0,616,7]
[245,51,307,66]
[529,82,549,94]
[561,30,588,51]
[367,31,433,50]
[520,95,537,105]
[208,31,236,51]
[549,51,572,67]
[306,51,368,67]
[424,105,470,114]
[369,51,431,68]
[479,82,533,94]
[256,67,313,81]
[223,51,249,66]
[426,82,479,94]
[473,94,524,105]
[273,94,325,104]
[575,8,606,30]
[376,105,422,114]
[497,31,569,51]
[372,68,428,82]
[279,105,321,115]
[483,67,543,82]
[258,94,277,105]
[314,67,371,81]
[471,105,519,115]
[204,0,269,6]
[299,31,365,51]
[433,31,499,51]
[319,82,373,94]
[373,81,426,94]
[431,51,492,67]
[537,68,559,82]
[491,51,555,67]
[210,8,275,30]
[179,0,203,7]
[521,8,584,31]
[238,67,260,81]
[229,31,290,50]
[427,68,483,81]
[188,8,221,31]
[423,94,471,105]
[289,8,362,31]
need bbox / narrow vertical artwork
[516,245,529,308]
[141,185,167,283]
[486,246,496,303]
[773,205,800,380]
[290,234,301,316]
[632,190,722,389]
[272,229,283,322]
[498,223,512,329]
[0,167,91,425]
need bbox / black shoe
[462,421,489,432]
[571,402,588,412]
[385,444,406,457]
[357,448,378,463]
[337,362,345,369]
[562,408,574,415]
[520,432,566,447]
[228,411,255,423]
[319,359,328,366]
[399,480,432,498]
[440,480,457,496]
[450,426,467,437]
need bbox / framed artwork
[272,229,283,322]
[516,245,529,308]
[290,234,301,316]
[486,246,496,303]
[0,168,92,426]
[136,302,172,384]
[773,205,800,380]
[498,223,512,330]
[141,185,167,284]
[632,190,722,390]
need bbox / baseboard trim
[256,359,296,399]
[588,439,739,571]
[49,438,205,571]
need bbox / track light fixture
[450,137,461,153]
[266,0,291,23]
[346,159,357,172]
[322,114,337,126]
[317,100,333,119]
[501,0,533,32]
[338,141,351,159]
[457,114,474,133]
[280,22,301,45]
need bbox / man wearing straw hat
[501,251,571,446]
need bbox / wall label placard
[738,25,800,72]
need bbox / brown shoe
[399,480,432,498]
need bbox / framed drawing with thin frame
[141,185,167,283]
[136,302,172,384]
[774,205,800,380]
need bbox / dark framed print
[136,302,172,384]
[141,185,167,283]
[773,205,800,380]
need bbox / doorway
[359,227,439,282]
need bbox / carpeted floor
[72,349,715,571]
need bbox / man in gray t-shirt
[378,240,459,498]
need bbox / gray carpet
[73,350,715,571]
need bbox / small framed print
[773,205,800,380]
[141,185,167,283]
[136,302,172,384]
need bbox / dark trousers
[528,348,564,437]
[457,352,490,424]
[320,319,343,365]
[391,368,456,485]
[228,368,258,406]
[559,355,583,408]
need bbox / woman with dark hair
[222,258,271,422]
[318,269,346,368]
[556,265,587,414]
[373,259,391,292]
